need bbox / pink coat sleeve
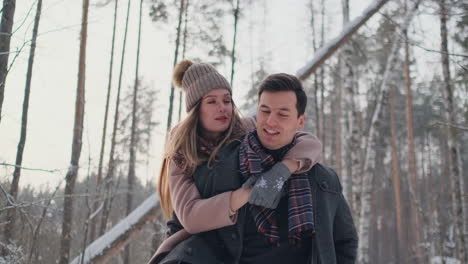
[168,160,238,234]
[284,132,323,173]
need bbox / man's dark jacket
[159,141,358,264]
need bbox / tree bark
[2,0,41,254]
[4,0,42,250]
[403,18,424,262]
[438,0,467,261]
[100,0,132,236]
[59,0,89,262]
[166,0,185,132]
[319,0,326,160]
[308,0,321,139]
[230,0,240,87]
[357,2,421,262]
[123,0,143,263]
[341,0,361,217]
[388,81,404,263]
[0,0,16,124]
[89,0,119,243]
[178,0,190,122]
[335,58,343,180]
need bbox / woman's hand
[282,158,300,173]
[230,187,251,213]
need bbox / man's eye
[207,101,215,104]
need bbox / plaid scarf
[239,131,315,246]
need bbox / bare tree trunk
[178,0,189,122]
[79,155,93,264]
[403,16,424,262]
[123,0,143,263]
[319,0,326,159]
[89,0,119,243]
[388,82,404,263]
[230,0,240,87]
[341,0,361,217]
[308,0,321,138]
[335,59,343,181]
[166,0,185,132]
[100,0,132,236]
[438,0,467,261]
[357,2,421,262]
[0,0,16,124]
[423,133,439,258]
[59,0,89,262]
[2,0,41,252]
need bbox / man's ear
[297,114,306,130]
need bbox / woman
[151,60,322,263]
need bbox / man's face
[256,91,305,150]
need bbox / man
[155,73,357,264]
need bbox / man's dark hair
[258,73,307,116]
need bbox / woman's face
[199,88,233,140]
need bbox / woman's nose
[217,102,226,112]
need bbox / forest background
[0,0,467,263]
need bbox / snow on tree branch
[69,194,160,264]
[296,0,389,80]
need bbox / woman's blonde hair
[157,100,245,219]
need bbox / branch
[410,41,468,58]
[0,191,130,213]
[378,10,468,59]
[457,62,468,73]
[297,0,390,79]
[12,0,38,35]
[28,179,64,263]
[0,182,15,207]
[0,162,62,173]
[432,121,468,132]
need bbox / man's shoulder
[305,163,342,193]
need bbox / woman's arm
[246,132,323,209]
[284,132,322,173]
[242,116,322,172]
[168,160,249,234]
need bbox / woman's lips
[215,116,228,122]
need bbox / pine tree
[2,0,42,255]
[59,0,89,262]
[89,0,119,243]
[100,0,132,236]
[0,0,16,124]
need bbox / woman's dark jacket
[160,141,358,264]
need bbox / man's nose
[266,114,276,126]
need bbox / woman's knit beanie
[173,60,232,112]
